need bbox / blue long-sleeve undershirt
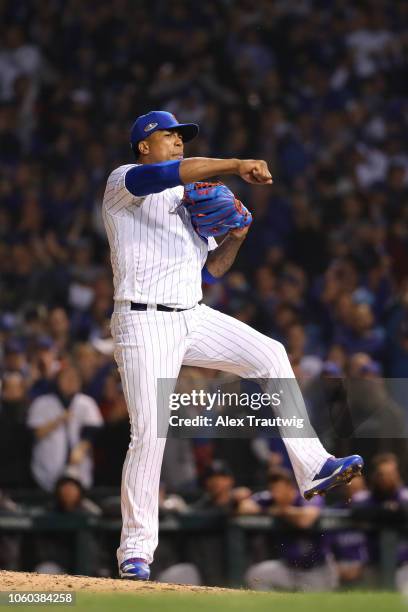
[124,160,182,196]
[202,265,220,284]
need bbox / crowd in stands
[1,0,408,588]
[1,448,408,590]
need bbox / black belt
[130,302,188,313]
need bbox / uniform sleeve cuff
[202,265,220,284]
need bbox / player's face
[57,481,82,510]
[205,474,234,497]
[269,480,296,506]
[57,367,81,397]
[373,461,401,493]
[144,129,184,163]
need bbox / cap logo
[144,122,158,132]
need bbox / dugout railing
[0,508,402,588]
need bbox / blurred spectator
[27,365,103,491]
[2,338,30,378]
[94,371,129,487]
[285,322,324,378]
[193,460,251,514]
[47,307,72,356]
[53,471,102,516]
[0,371,32,488]
[352,453,408,591]
[152,485,201,585]
[33,472,102,576]
[73,342,111,402]
[345,354,408,476]
[0,490,22,570]
[29,335,61,400]
[334,303,385,360]
[161,437,198,496]
[211,436,261,489]
[242,468,337,591]
[330,476,369,588]
[251,436,292,479]
[386,281,408,378]
[188,461,251,585]
[303,362,354,452]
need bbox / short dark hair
[267,467,295,486]
[55,476,83,494]
[371,452,399,470]
[202,460,233,481]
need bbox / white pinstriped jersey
[102,164,213,309]
[105,168,331,568]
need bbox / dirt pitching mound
[0,570,236,594]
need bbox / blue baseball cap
[130,111,199,146]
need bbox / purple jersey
[329,500,368,564]
[352,487,408,566]
[330,527,368,563]
[251,490,328,569]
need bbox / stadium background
[1,0,408,594]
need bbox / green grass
[18,591,407,612]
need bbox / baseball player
[102,110,363,580]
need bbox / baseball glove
[182,181,252,239]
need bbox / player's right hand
[237,160,273,185]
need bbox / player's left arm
[124,161,182,196]
[204,226,249,280]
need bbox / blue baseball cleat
[119,558,150,580]
[304,454,364,500]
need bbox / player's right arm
[124,158,272,197]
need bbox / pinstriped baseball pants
[111,302,331,565]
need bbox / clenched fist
[237,159,273,185]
